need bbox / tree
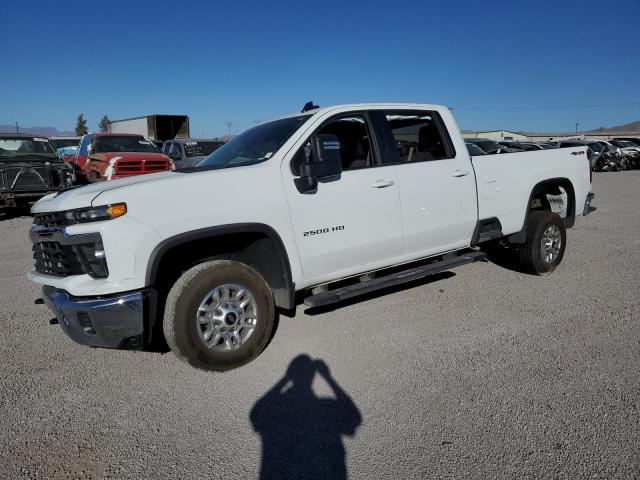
[75,114,88,136]
[98,115,110,133]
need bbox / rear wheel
[163,260,276,371]
[518,211,566,275]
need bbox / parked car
[498,141,545,151]
[465,142,487,156]
[30,102,594,371]
[595,141,628,171]
[67,133,173,182]
[0,134,74,210]
[613,137,640,147]
[610,139,640,169]
[465,138,519,154]
[162,138,225,168]
[56,146,79,161]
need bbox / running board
[304,251,486,308]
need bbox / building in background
[462,129,640,142]
[109,115,190,142]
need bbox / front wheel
[518,211,566,275]
[163,260,276,371]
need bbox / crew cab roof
[269,103,449,123]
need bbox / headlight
[66,203,127,223]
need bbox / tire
[163,260,276,371]
[518,211,566,275]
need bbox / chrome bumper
[583,192,596,216]
[42,286,145,349]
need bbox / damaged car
[0,134,74,210]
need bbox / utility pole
[575,122,579,134]
[15,121,19,133]
[225,122,233,136]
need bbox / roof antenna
[301,101,319,113]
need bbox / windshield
[93,136,159,153]
[184,141,225,157]
[195,115,310,170]
[50,138,79,149]
[0,137,57,158]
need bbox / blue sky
[1,0,639,136]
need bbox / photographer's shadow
[250,355,362,480]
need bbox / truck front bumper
[42,286,145,349]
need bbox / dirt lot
[1,172,639,479]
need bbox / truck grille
[0,165,70,191]
[31,215,109,278]
[114,159,171,176]
[33,241,84,277]
[1,166,49,190]
[33,211,73,229]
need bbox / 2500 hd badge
[303,225,345,236]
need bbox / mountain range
[590,121,640,133]
[0,125,75,136]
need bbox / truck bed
[470,148,591,236]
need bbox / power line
[451,102,640,111]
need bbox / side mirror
[169,150,181,161]
[294,134,342,194]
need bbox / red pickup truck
[68,133,173,182]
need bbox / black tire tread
[518,210,566,275]
[163,260,275,371]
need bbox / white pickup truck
[29,103,595,371]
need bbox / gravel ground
[1,172,639,479]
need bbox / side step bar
[304,250,486,308]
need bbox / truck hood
[31,171,176,213]
[89,151,170,162]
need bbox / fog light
[77,312,95,335]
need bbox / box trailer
[108,115,190,142]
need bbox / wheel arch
[508,177,576,244]
[146,223,295,310]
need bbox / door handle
[452,169,470,177]
[371,179,395,188]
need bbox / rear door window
[379,111,454,163]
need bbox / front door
[283,112,403,282]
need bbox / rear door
[376,110,477,256]
[283,111,403,282]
